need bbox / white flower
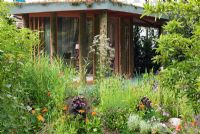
[127,114,141,131]
[26,105,32,111]
[93,128,97,132]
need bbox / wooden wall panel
[93,14,100,79]
[79,12,87,83]
[119,17,134,77]
[129,18,134,77]
[22,14,29,28]
[119,17,125,75]
[50,13,57,60]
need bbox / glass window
[29,17,50,57]
[44,17,50,55]
[57,17,79,64]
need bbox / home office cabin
[11,0,165,79]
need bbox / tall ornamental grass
[21,57,76,108]
[99,75,160,111]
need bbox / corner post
[129,18,134,78]
[50,12,57,61]
[22,14,29,28]
[79,12,87,84]
[99,10,108,67]
[119,17,125,75]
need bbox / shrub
[143,0,200,113]
[127,114,141,131]
[139,120,151,134]
[101,108,130,133]
[0,2,38,133]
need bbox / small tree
[0,1,38,132]
[143,0,200,113]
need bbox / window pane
[57,17,79,64]
[44,17,50,55]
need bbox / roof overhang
[11,1,167,27]
[11,1,150,16]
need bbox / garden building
[11,0,165,79]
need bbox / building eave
[11,1,147,16]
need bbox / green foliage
[44,112,102,134]
[21,57,75,107]
[127,114,171,134]
[0,1,39,133]
[102,108,131,133]
[99,75,165,132]
[127,114,141,131]
[0,56,76,133]
[99,76,134,110]
[1,1,199,133]
[144,0,200,113]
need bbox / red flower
[176,125,181,132]
[191,120,197,126]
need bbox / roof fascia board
[11,1,143,15]
[11,1,167,19]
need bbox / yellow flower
[85,118,89,123]
[31,109,36,115]
[37,115,45,122]
[78,109,85,114]
[139,103,145,110]
[91,111,97,116]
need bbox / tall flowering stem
[90,34,115,80]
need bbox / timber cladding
[25,10,164,77]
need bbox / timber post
[99,10,108,37]
[99,10,108,78]
[22,14,29,28]
[119,17,125,75]
[50,12,57,61]
[129,18,134,78]
[93,14,100,80]
[79,12,87,84]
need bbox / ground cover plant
[0,0,200,133]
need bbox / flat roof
[11,1,146,15]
